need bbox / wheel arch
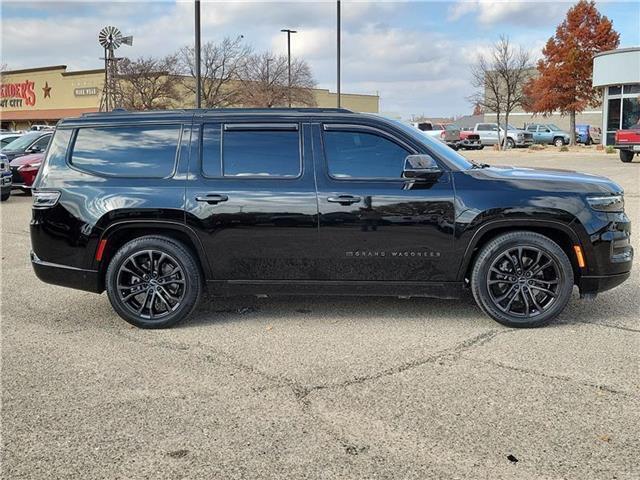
[92,220,211,289]
[458,219,582,284]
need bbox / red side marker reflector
[573,245,586,269]
[95,239,108,261]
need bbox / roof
[593,46,640,59]
[1,107,99,121]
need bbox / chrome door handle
[327,195,362,206]
[195,194,228,204]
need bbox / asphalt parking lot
[2,148,639,479]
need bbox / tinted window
[608,85,622,95]
[71,125,180,178]
[221,128,300,177]
[624,84,640,94]
[526,125,537,131]
[324,130,410,179]
[607,98,621,131]
[32,135,51,151]
[477,124,490,131]
[621,97,640,129]
[201,124,222,177]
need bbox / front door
[185,120,319,280]
[312,123,455,282]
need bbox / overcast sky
[2,0,639,118]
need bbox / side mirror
[402,154,440,180]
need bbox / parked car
[0,153,11,201]
[525,124,571,147]
[10,152,44,193]
[458,129,483,150]
[614,126,640,162]
[575,124,601,145]
[0,132,24,148]
[411,121,450,139]
[441,124,461,149]
[473,123,533,148]
[30,108,632,329]
[30,124,55,131]
[0,130,52,161]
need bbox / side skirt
[206,279,464,299]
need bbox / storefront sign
[74,87,98,97]
[0,80,37,108]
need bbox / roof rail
[81,107,354,117]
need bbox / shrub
[559,145,569,152]
[606,146,615,154]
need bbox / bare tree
[115,55,181,110]
[469,36,532,149]
[237,52,316,108]
[176,36,251,108]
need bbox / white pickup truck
[473,123,534,148]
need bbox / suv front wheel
[471,231,574,328]
[105,236,202,328]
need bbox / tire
[105,235,202,329]
[619,150,634,163]
[477,145,484,150]
[554,137,564,147]
[471,231,574,328]
[1,190,9,202]
[506,138,515,149]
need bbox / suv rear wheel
[105,236,202,328]
[471,231,574,328]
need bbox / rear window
[202,124,301,178]
[70,125,181,178]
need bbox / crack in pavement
[105,327,503,456]
[563,320,640,333]
[463,356,635,397]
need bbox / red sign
[0,80,37,107]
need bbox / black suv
[30,109,632,328]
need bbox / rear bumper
[31,251,103,293]
[614,145,640,152]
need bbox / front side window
[70,125,180,178]
[323,130,410,179]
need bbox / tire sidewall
[105,236,201,328]
[471,233,574,328]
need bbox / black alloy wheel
[471,231,574,328]
[106,236,202,328]
[486,246,560,319]
[117,250,186,320]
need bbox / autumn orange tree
[524,0,619,145]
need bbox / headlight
[587,195,624,212]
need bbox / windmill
[98,26,133,112]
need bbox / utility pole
[336,0,341,108]
[195,0,202,108]
[280,29,297,108]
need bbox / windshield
[0,131,42,151]
[500,124,518,131]
[548,124,562,131]
[390,119,476,171]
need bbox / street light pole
[280,29,297,108]
[195,0,202,108]
[336,0,341,109]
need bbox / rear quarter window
[70,125,181,178]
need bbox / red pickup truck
[614,127,640,162]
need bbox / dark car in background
[0,130,52,162]
[1,153,11,201]
[10,153,44,193]
[30,108,632,330]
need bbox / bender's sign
[0,80,37,108]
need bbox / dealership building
[592,47,640,145]
[0,65,380,130]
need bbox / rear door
[185,119,319,280]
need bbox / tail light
[33,190,61,209]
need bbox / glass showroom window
[605,84,640,144]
